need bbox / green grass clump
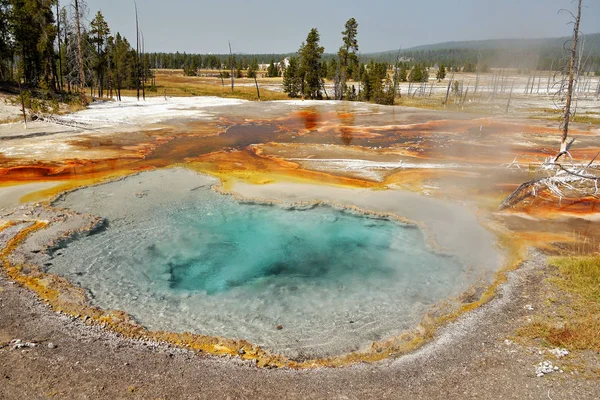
[549,255,600,301]
[517,255,600,351]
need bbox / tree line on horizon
[1,2,598,106]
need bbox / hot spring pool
[50,169,483,358]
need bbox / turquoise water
[51,171,473,358]
[159,204,402,295]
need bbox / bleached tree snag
[56,2,63,91]
[499,159,600,210]
[357,52,361,98]
[74,0,86,106]
[229,41,234,93]
[18,82,27,129]
[444,74,454,106]
[254,75,260,101]
[393,48,401,99]
[461,87,469,109]
[506,80,515,114]
[499,177,547,210]
[547,61,554,94]
[321,80,329,100]
[135,1,140,101]
[557,0,582,160]
[141,31,146,101]
[218,63,224,87]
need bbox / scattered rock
[549,347,569,358]
[524,304,534,311]
[47,342,56,349]
[275,325,283,330]
[10,339,37,350]
[536,361,559,377]
[238,349,246,355]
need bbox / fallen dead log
[499,162,600,210]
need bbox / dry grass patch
[517,255,600,351]
[120,71,289,101]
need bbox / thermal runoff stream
[47,169,484,358]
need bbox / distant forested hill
[364,33,600,71]
[402,33,600,53]
[147,33,600,73]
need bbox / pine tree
[436,64,446,81]
[399,64,408,82]
[0,0,11,81]
[282,56,301,98]
[409,64,428,83]
[299,28,324,99]
[337,18,359,100]
[267,60,277,77]
[247,57,258,78]
[327,57,337,81]
[89,11,109,97]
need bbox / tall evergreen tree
[73,0,87,104]
[89,11,109,97]
[266,59,279,77]
[337,18,359,100]
[436,64,446,81]
[299,28,324,99]
[0,0,11,81]
[247,57,258,78]
[282,56,301,98]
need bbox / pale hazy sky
[60,0,600,54]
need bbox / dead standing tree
[134,1,141,101]
[557,0,582,158]
[500,0,600,210]
[74,0,86,105]
[229,41,234,92]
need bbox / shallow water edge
[0,167,517,368]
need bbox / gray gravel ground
[2,247,599,399]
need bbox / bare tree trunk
[229,41,234,92]
[461,87,469,108]
[321,80,329,100]
[56,3,63,92]
[334,67,340,100]
[254,75,260,101]
[547,61,553,94]
[64,22,71,93]
[74,0,86,106]
[506,80,515,113]
[135,1,140,101]
[108,51,113,99]
[392,49,401,99]
[217,61,224,87]
[141,32,146,101]
[18,82,27,129]
[444,74,454,105]
[559,0,582,156]
[575,34,585,94]
[357,53,361,99]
